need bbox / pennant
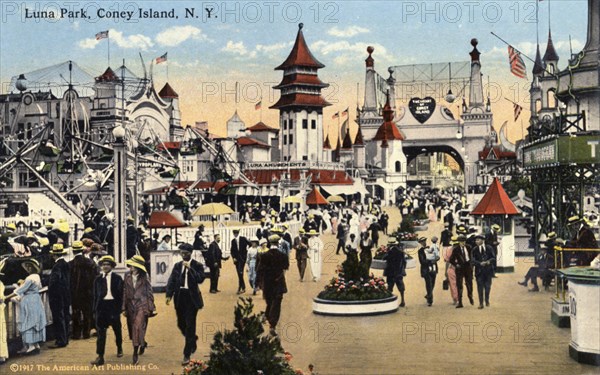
[514,103,523,122]
[155,52,168,64]
[95,30,109,40]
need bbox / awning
[321,181,368,196]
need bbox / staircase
[30,191,79,220]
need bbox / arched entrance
[403,145,465,190]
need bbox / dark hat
[457,235,467,242]
[418,237,427,243]
[178,243,194,253]
[468,227,477,233]
[232,229,240,233]
[475,234,485,240]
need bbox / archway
[403,145,465,190]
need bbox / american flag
[508,45,526,79]
[331,112,339,120]
[95,30,109,40]
[155,52,168,64]
[514,103,523,121]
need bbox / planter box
[413,225,428,231]
[400,240,420,249]
[313,295,399,316]
[371,257,416,270]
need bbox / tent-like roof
[148,211,186,228]
[247,122,278,133]
[275,23,325,70]
[471,178,520,216]
[306,186,328,205]
[158,82,179,98]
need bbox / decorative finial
[367,46,374,55]
[471,38,478,47]
[299,23,304,30]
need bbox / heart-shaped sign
[408,97,436,124]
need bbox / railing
[4,286,52,344]
[553,247,600,301]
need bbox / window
[311,119,316,129]
[283,135,287,145]
[547,90,556,108]
[289,120,293,130]
[302,119,308,129]
[302,155,308,161]
[395,161,401,172]
[289,135,293,145]
[283,120,287,130]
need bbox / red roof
[95,67,119,82]
[323,134,331,149]
[306,186,328,205]
[274,74,328,89]
[270,93,331,109]
[237,137,270,149]
[148,211,186,228]
[241,169,353,186]
[478,146,517,160]
[158,82,179,98]
[247,122,278,133]
[471,178,520,216]
[354,126,364,145]
[341,129,353,149]
[275,24,325,70]
[373,96,404,143]
[156,142,181,151]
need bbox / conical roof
[95,67,119,82]
[532,45,545,75]
[543,30,559,62]
[275,24,325,70]
[373,93,404,143]
[306,186,328,205]
[323,134,331,149]
[354,125,364,146]
[471,178,520,215]
[341,129,353,149]
[158,82,179,99]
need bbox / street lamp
[112,124,127,268]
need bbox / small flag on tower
[513,102,523,121]
[332,112,339,120]
[508,45,526,79]
[95,30,109,40]
[155,52,168,64]
[341,107,349,117]
[255,101,262,110]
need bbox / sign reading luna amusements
[523,134,600,169]
[409,97,436,124]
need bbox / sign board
[408,97,436,124]
[523,134,600,169]
[150,250,207,290]
[246,161,344,171]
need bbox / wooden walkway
[4,207,598,374]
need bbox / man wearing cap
[256,235,289,335]
[418,237,439,306]
[91,256,124,365]
[69,241,98,340]
[48,244,71,348]
[231,229,249,294]
[383,238,407,307]
[205,234,222,293]
[307,230,323,282]
[486,224,501,277]
[166,244,205,365]
[518,240,557,292]
[471,235,495,308]
[449,235,474,308]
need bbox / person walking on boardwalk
[384,238,407,307]
[443,236,459,305]
[294,229,309,281]
[166,243,205,365]
[471,235,495,309]
[91,256,124,366]
[69,241,98,340]
[231,229,249,294]
[449,235,474,308]
[123,255,156,365]
[307,230,323,282]
[485,224,501,277]
[48,243,71,348]
[418,237,439,307]
[205,234,222,293]
[256,234,290,336]
[246,237,260,294]
[4,259,46,355]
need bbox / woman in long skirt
[123,255,156,365]
[359,231,373,270]
[443,239,459,304]
[307,230,323,282]
[246,237,259,295]
[5,259,46,355]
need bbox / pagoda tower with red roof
[158,82,183,141]
[271,23,330,163]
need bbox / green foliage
[398,215,415,234]
[412,208,428,220]
[195,298,297,375]
[503,175,532,198]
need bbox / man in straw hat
[123,255,155,365]
[205,234,222,293]
[69,241,98,340]
[449,235,474,308]
[294,228,309,282]
[472,235,495,309]
[48,243,71,348]
[91,255,123,366]
[256,234,290,336]
[166,243,205,365]
[383,237,407,307]
[307,230,323,282]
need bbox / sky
[0,1,590,143]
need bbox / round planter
[400,240,420,248]
[371,258,386,269]
[413,225,429,232]
[406,257,416,269]
[313,295,399,316]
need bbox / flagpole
[108,33,111,67]
[166,61,169,82]
[490,32,537,64]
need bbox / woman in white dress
[5,259,47,355]
[307,230,323,282]
[246,237,260,295]
[322,210,332,234]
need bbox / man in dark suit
[440,222,451,247]
[231,229,249,294]
[417,237,438,307]
[48,243,71,348]
[485,224,501,277]
[471,235,495,309]
[256,235,289,336]
[449,235,474,308]
[69,241,98,339]
[383,238,407,307]
[166,243,205,366]
[205,234,222,293]
[91,255,124,366]
[335,219,347,255]
[518,241,557,292]
[125,218,138,259]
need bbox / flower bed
[317,274,391,301]
[313,295,399,316]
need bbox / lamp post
[112,124,127,268]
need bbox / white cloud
[255,42,292,54]
[222,40,250,56]
[78,28,153,51]
[328,26,370,38]
[310,40,394,65]
[156,25,210,46]
[222,40,292,59]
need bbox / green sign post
[523,134,600,169]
